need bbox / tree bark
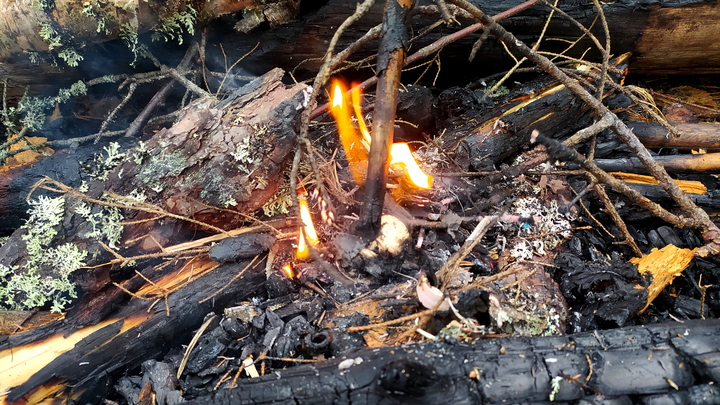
[200,318,720,405]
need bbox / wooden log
[0,68,304,324]
[591,153,720,174]
[200,318,720,404]
[0,256,268,404]
[630,121,720,151]
[4,0,719,104]
[226,0,720,81]
[0,0,295,102]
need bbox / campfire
[0,0,719,404]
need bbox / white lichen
[0,196,88,312]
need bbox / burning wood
[1,0,720,403]
[329,80,432,189]
[295,195,319,261]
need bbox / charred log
[0,257,267,404]
[198,318,720,405]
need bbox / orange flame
[296,196,319,260]
[329,80,432,189]
[390,143,433,188]
[330,82,368,185]
[281,264,296,279]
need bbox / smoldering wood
[198,318,720,405]
[0,69,308,404]
[0,257,268,404]
[435,74,605,172]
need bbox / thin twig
[437,214,502,289]
[447,0,720,248]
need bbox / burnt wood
[212,0,720,83]
[0,258,267,404]
[198,318,720,404]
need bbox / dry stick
[591,0,611,101]
[436,214,501,289]
[177,314,217,379]
[48,113,178,146]
[447,0,720,247]
[357,0,412,237]
[32,176,232,236]
[98,82,137,136]
[310,0,541,119]
[533,134,698,230]
[288,0,379,226]
[594,183,643,256]
[125,44,199,138]
[434,0,455,24]
[486,0,557,97]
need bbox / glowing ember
[329,80,432,189]
[281,264,295,279]
[296,196,319,260]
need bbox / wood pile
[0,0,719,404]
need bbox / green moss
[73,201,124,249]
[85,142,126,181]
[120,23,141,66]
[151,6,197,45]
[58,48,84,67]
[261,180,292,217]
[38,22,62,50]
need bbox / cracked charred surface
[199,318,720,405]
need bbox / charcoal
[555,251,649,331]
[674,295,709,319]
[186,326,230,374]
[221,316,250,339]
[141,360,183,405]
[577,395,633,405]
[304,329,333,356]
[656,226,684,247]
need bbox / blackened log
[222,0,720,82]
[0,257,267,404]
[197,318,720,404]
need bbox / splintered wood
[630,245,696,313]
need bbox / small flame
[390,143,433,188]
[330,81,368,185]
[296,196,319,260]
[281,264,295,279]
[329,80,432,189]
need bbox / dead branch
[446,0,720,254]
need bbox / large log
[0,68,304,327]
[199,318,720,404]
[0,256,268,404]
[0,0,292,102]
[220,0,720,81]
[3,0,720,104]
